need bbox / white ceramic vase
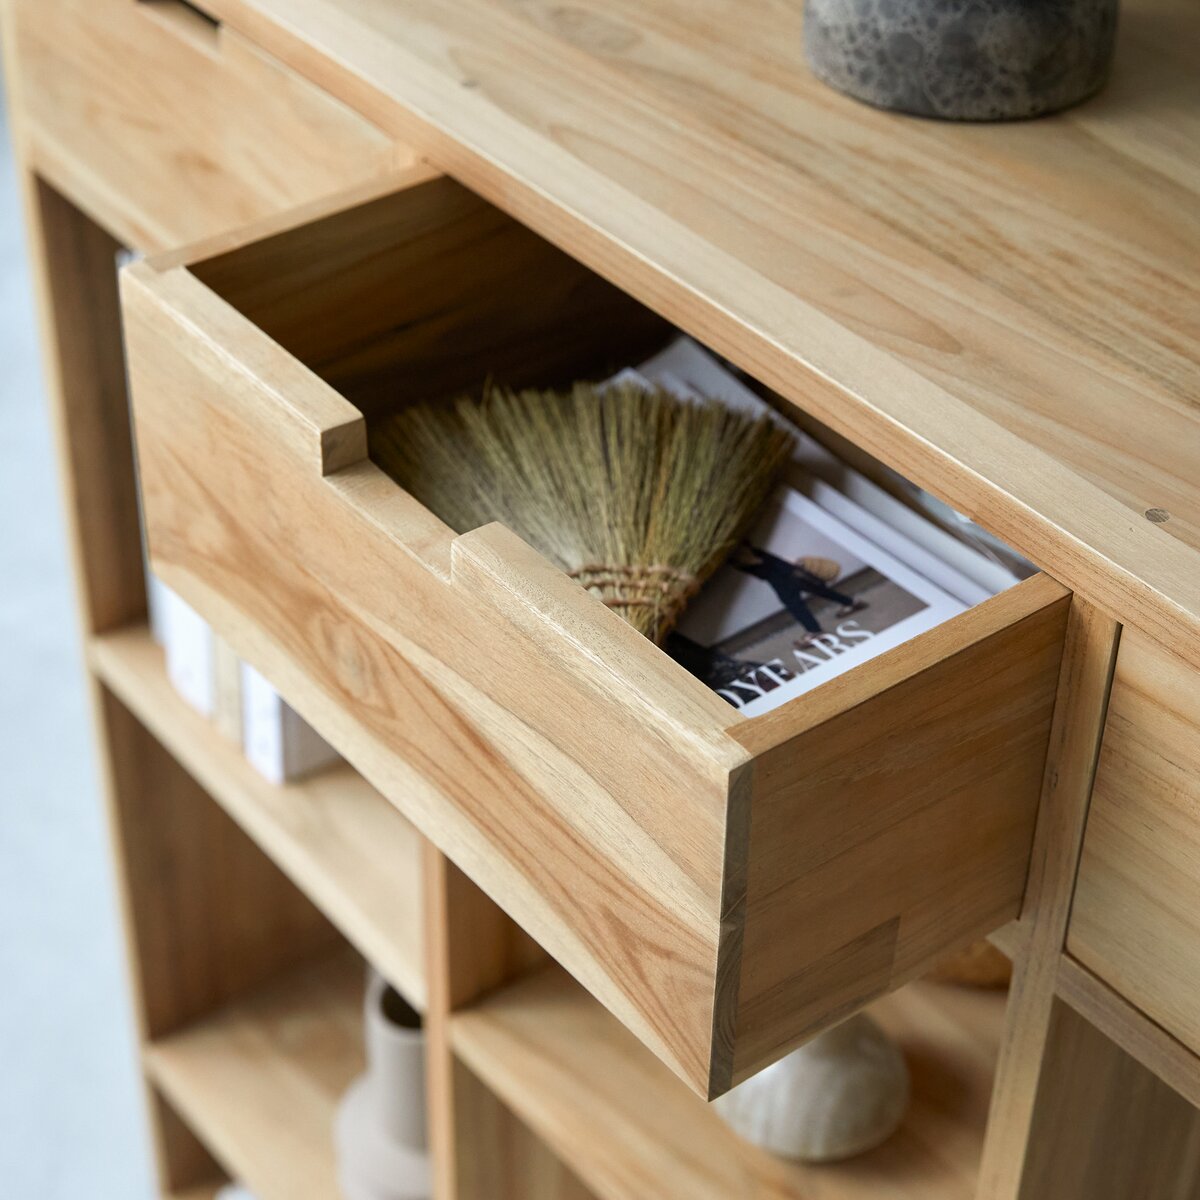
[334,970,432,1200]
[712,1014,910,1163]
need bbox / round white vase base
[712,1014,910,1163]
[335,1078,432,1200]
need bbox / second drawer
[120,170,1070,1098]
[1070,629,1200,1054]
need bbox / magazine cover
[667,487,967,718]
[635,336,1021,601]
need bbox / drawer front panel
[1070,630,1200,1053]
[121,175,1069,1096]
[7,0,402,251]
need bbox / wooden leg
[977,599,1120,1198]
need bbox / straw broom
[372,380,794,644]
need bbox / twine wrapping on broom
[569,562,700,643]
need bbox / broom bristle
[372,380,795,643]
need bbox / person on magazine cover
[734,546,865,643]
[665,632,774,692]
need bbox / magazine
[635,337,1023,601]
[665,487,967,717]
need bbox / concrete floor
[0,93,156,1197]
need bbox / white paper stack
[216,1185,257,1200]
[157,584,216,717]
[240,662,340,785]
[635,337,1028,600]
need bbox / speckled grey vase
[804,0,1119,120]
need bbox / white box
[146,571,172,647]
[158,585,215,716]
[240,662,340,785]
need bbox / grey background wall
[0,88,154,1199]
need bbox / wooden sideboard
[5,0,1199,1197]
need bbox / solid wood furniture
[4,0,1199,1196]
[119,171,1070,1095]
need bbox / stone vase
[334,971,432,1200]
[804,0,1120,121]
[712,1013,910,1162]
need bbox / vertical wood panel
[98,685,342,1188]
[1069,630,1200,1059]
[453,1059,598,1200]
[22,175,146,635]
[100,686,341,1041]
[1019,1001,1200,1200]
[149,1090,227,1197]
[423,844,550,1200]
[978,599,1120,1198]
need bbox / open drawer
[120,167,1070,1098]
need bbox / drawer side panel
[729,583,1070,1084]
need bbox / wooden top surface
[202,0,1200,659]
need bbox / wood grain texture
[188,174,673,421]
[17,175,145,635]
[423,847,548,1200]
[726,574,1070,1088]
[453,1059,599,1200]
[1058,956,1200,1116]
[99,685,341,1040]
[1068,629,1200,1061]
[120,183,1071,1095]
[1018,999,1200,1200]
[2,0,407,253]
[4,163,248,1200]
[977,600,1121,1199]
[165,1187,224,1200]
[91,623,427,1010]
[452,964,1004,1200]
[151,1092,227,1199]
[145,949,366,1200]
[196,0,1200,664]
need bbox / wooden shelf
[89,624,426,1010]
[146,950,362,1200]
[451,965,1005,1200]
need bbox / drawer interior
[187,172,1034,664]
[190,177,674,426]
[122,171,1069,1097]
